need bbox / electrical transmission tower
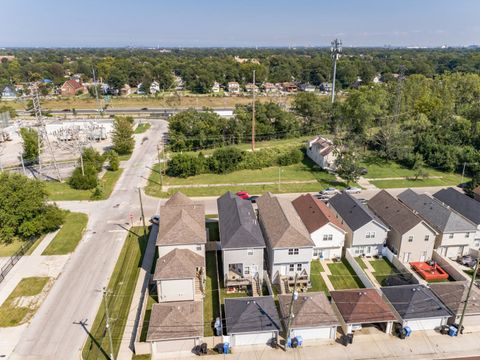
[330,38,342,104]
[32,86,62,181]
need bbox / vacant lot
[328,259,364,289]
[42,212,88,255]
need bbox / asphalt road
[10,121,167,360]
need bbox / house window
[408,236,414,242]
[297,264,302,271]
[466,233,470,238]
[288,248,299,255]
[244,267,250,275]
[247,249,254,255]
[449,234,454,239]
[366,232,376,239]
[424,235,430,241]
[313,248,319,257]
[289,264,295,272]
[196,245,202,251]
[354,246,364,255]
[323,234,333,241]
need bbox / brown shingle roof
[146,301,203,341]
[62,79,83,90]
[278,292,339,328]
[164,191,195,206]
[292,194,345,234]
[330,289,396,324]
[257,192,314,249]
[430,282,480,316]
[153,249,204,280]
[368,190,424,234]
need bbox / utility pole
[461,162,467,184]
[138,187,147,238]
[102,287,115,360]
[458,257,480,334]
[285,273,298,351]
[330,39,342,104]
[278,166,281,192]
[157,143,164,187]
[251,69,256,151]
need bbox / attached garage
[403,318,446,331]
[158,279,194,302]
[152,338,200,359]
[291,326,336,340]
[230,331,277,346]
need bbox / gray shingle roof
[398,189,476,233]
[368,190,424,235]
[430,282,480,316]
[328,193,388,232]
[433,188,480,225]
[225,296,282,334]
[153,248,204,280]
[217,192,265,249]
[256,193,314,248]
[381,285,451,320]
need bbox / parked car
[149,215,160,225]
[314,194,331,203]
[248,195,259,203]
[343,186,362,194]
[458,255,477,268]
[319,187,340,196]
[236,191,251,200]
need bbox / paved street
[8,121,167,360]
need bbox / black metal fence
[0,238,35,284]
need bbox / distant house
[433,187,480,249]
[293,194,345,260]
[174,75,185,90]
[299,83,316,92]
[281,82,297,92]
[329,193,389,257]
[306,136,337,170]
[120,84,131,96]
[228,81,240,94]
[256,192,314,286]
[368,190,437,263]
[146,301,203,358]
[381,285,451,331]
[224,296,281,347]
[217,192,266,294]
[60,79,84,96]
[278,292,339,341]
[150,80,160,94]
[244,83,259,93]
[1,85,16,100]
[319,82,333,93]
[211,81,220,93]
[398,189,477,258]
[262,82,277,94]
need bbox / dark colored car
[248,195,259,203]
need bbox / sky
[1,0,479,48]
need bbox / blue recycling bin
[287,337,292,348]
[403,326,412,337]
[448,326,458,337]
[223,342,230,354]
[295,336,303,347]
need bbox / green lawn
[134,122,151,134]
[0,277,50,327]
[369,258,401,286]
[42,212,88,255]
[309,260,329,295]
[204,251,220,336]
[45,169,123,201]
[328,259,364,289]
[139,289,158,342]
[206,220,219,242]
[370,174,465,189]
[0,235,46,257]
[82,227,148,360]
[132,355,151,360]
[356,257,368,270]
[118,153,132,161]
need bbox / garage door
[405,318,442,331]
[291,327,333,340]
[231,332,276,346]
[153,339,196,359]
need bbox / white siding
[152,338,199,359]
[230,331,277,346]
[291,326,336,340]
[403,318,446,331]
[158,244,205,258]
[397,222,437,263]
[351,222,388,248]
[310,223,345,259]
[157,279,194,302]
[222,247,264,280]
[269,247,313,282]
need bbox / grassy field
[204,251,220,336]
[134,122,151,134]
[309,260,329,295]
[0,277,51,327]
[368,258,401,286]
[370,174,465,189]
[82,227,148,360]
[45,169,123,201]
[328,259,364,290]
[42,212,88,255]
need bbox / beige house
[306,136,337,170]
[368,190,437,263]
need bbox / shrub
[107,150,120,171]
[166,153,204,178]
[277,148,304,166]
[82,147,105,172]
[69,164,99,190]
[208,147,244,174]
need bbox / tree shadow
[74,319,110,360]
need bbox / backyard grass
[356,257,368,270]
[45,169,123,201]
[309,260,329,295]
[206,220,220,242]
[0,277,51,327]
[369,258,401,286]
[134,122,151,134]
[82,227,148,360]
[204,251,220,336]
[42,212,88,255]
[328,259,364,289]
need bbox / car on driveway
[319,188,340,196]
[458,255,477,268]
[149,215,160,225]
[236,191,251,200]
[343,186,362,194]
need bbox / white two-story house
[257,193,314,287]
[306,136,337,171]
[292,193,345,260]
[218,192,266,294]
[329,193,389,257]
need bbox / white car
[343,187,362,194]
[149,215,160,225]
[319,188,340,196]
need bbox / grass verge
[139,289,158,342]
[328,259,364,289]
[204,251,220,336]
[42,212,88,255]
[0,277,51,327]
[82,227,149,360]
[135,123,151,134]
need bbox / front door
[251,265,258,276]
[366,246,371,255]
[420,251,426,262]
[403,252,411,263]
[279,265,287,276]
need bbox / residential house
[156,192,206,258]
[398,189,477,258]
[262,82,277,94]
[292,194,345,260]
[381,285,451,331]
[60,79,84,96]
[299,83,316,92]
[1,85,16,100]
[430,282,480,327]
[319,82,333,93]
[278,292,339,340]
[433,188,480,249]
[146,301,203,358]
[224,296,281,347]
[217,192,266,293]
[228,81,240,94]
[257,193,314,286]
[329,193,389,257]
[306,136,337,170]
[174,75,185,90]
[211,81,220,93]
[368,190,437,263]
[244,83,259,93]
[330,289,396,335]
[473,186,480,202]
[281,82,297,92]
[153,248,205,302]
[150,80,160,94]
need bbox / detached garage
[225,296,281,347]
[278,292,339,341]
[381,285,451,332]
